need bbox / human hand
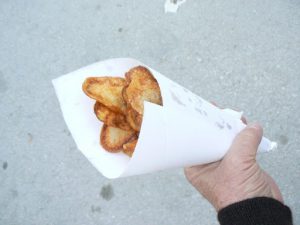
[184,123,283,211]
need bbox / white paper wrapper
[164,0,187,13]
[52,58,277,179]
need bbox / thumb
[227,123,263,159]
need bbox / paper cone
[52,58,277,179]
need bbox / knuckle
[243,127,261,141]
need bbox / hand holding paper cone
[53,58,277,179]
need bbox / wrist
[213,186,274,211]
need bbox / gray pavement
[0,0,299,224]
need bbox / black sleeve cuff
[217,197,293,225]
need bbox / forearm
[218,197,293,225]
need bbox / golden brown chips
[123,139,138,157]
[82,77,127,113]
[94,102,132,131]
[100,125,136,152]
[82,66,163,157]
[125,106,143,131]
[123,66,162,131]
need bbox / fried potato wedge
[94,102,132,131]
[124,66,162,114]
[83,77,127,113]
[100,125,136,152]
[123,139,138,157]
[123,66,162,131]
[125,106,143,131]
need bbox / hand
[184,123,283,211]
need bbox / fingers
[227,123,263,159]
[241,116,247,124]
[210,101,218,107]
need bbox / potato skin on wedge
[123,139,138,157]
[82,77,127,114]
[94,102,132,131]
[125,106,143,131]
[100,125,136,152]
[123,66,162,131]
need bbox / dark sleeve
[217,197,293,225]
